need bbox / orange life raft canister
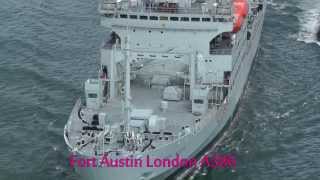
[233,0,249,33]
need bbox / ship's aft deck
[65,82,198,154]
[98,83,196,133]
[130,84,196,132]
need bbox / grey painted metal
[64,0,267,179]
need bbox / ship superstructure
[64,0,266,179]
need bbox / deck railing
[100,0,232,17]
[210,48,232,55]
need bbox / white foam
[297,8,320,46]
[52,145,59,151]
[267,0,291,14]
[55,165,64,171]
[267,0,278,8]
[280,109,295,118]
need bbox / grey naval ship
[64,0,266,179]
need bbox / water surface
[0,0,319,180]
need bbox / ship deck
[131,84,196,131]
[66,81,199,154]
[100,82,197,133]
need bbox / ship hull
[69,3,266,179]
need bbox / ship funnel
[232,0,248,33]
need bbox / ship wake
[297,8,320,46]
[174,109,243,180]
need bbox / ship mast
[124,35,131,130]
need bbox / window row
[108,14,221,22]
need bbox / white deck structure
[64,0,266,179]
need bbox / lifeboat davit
[233,0,249,33]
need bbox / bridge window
[88,93,98,98]
[140,15,148,20]
[170,17,179,21]
[160,16,168,20]
[104,14,114,18]
[194,99,204,104]
[150,16,158,20]
[191,17,200,22]
[130,15,137,19]
[120,14,128,18]
[181,17,189,21]
[218,18,225,22]
[202,18,211,22]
